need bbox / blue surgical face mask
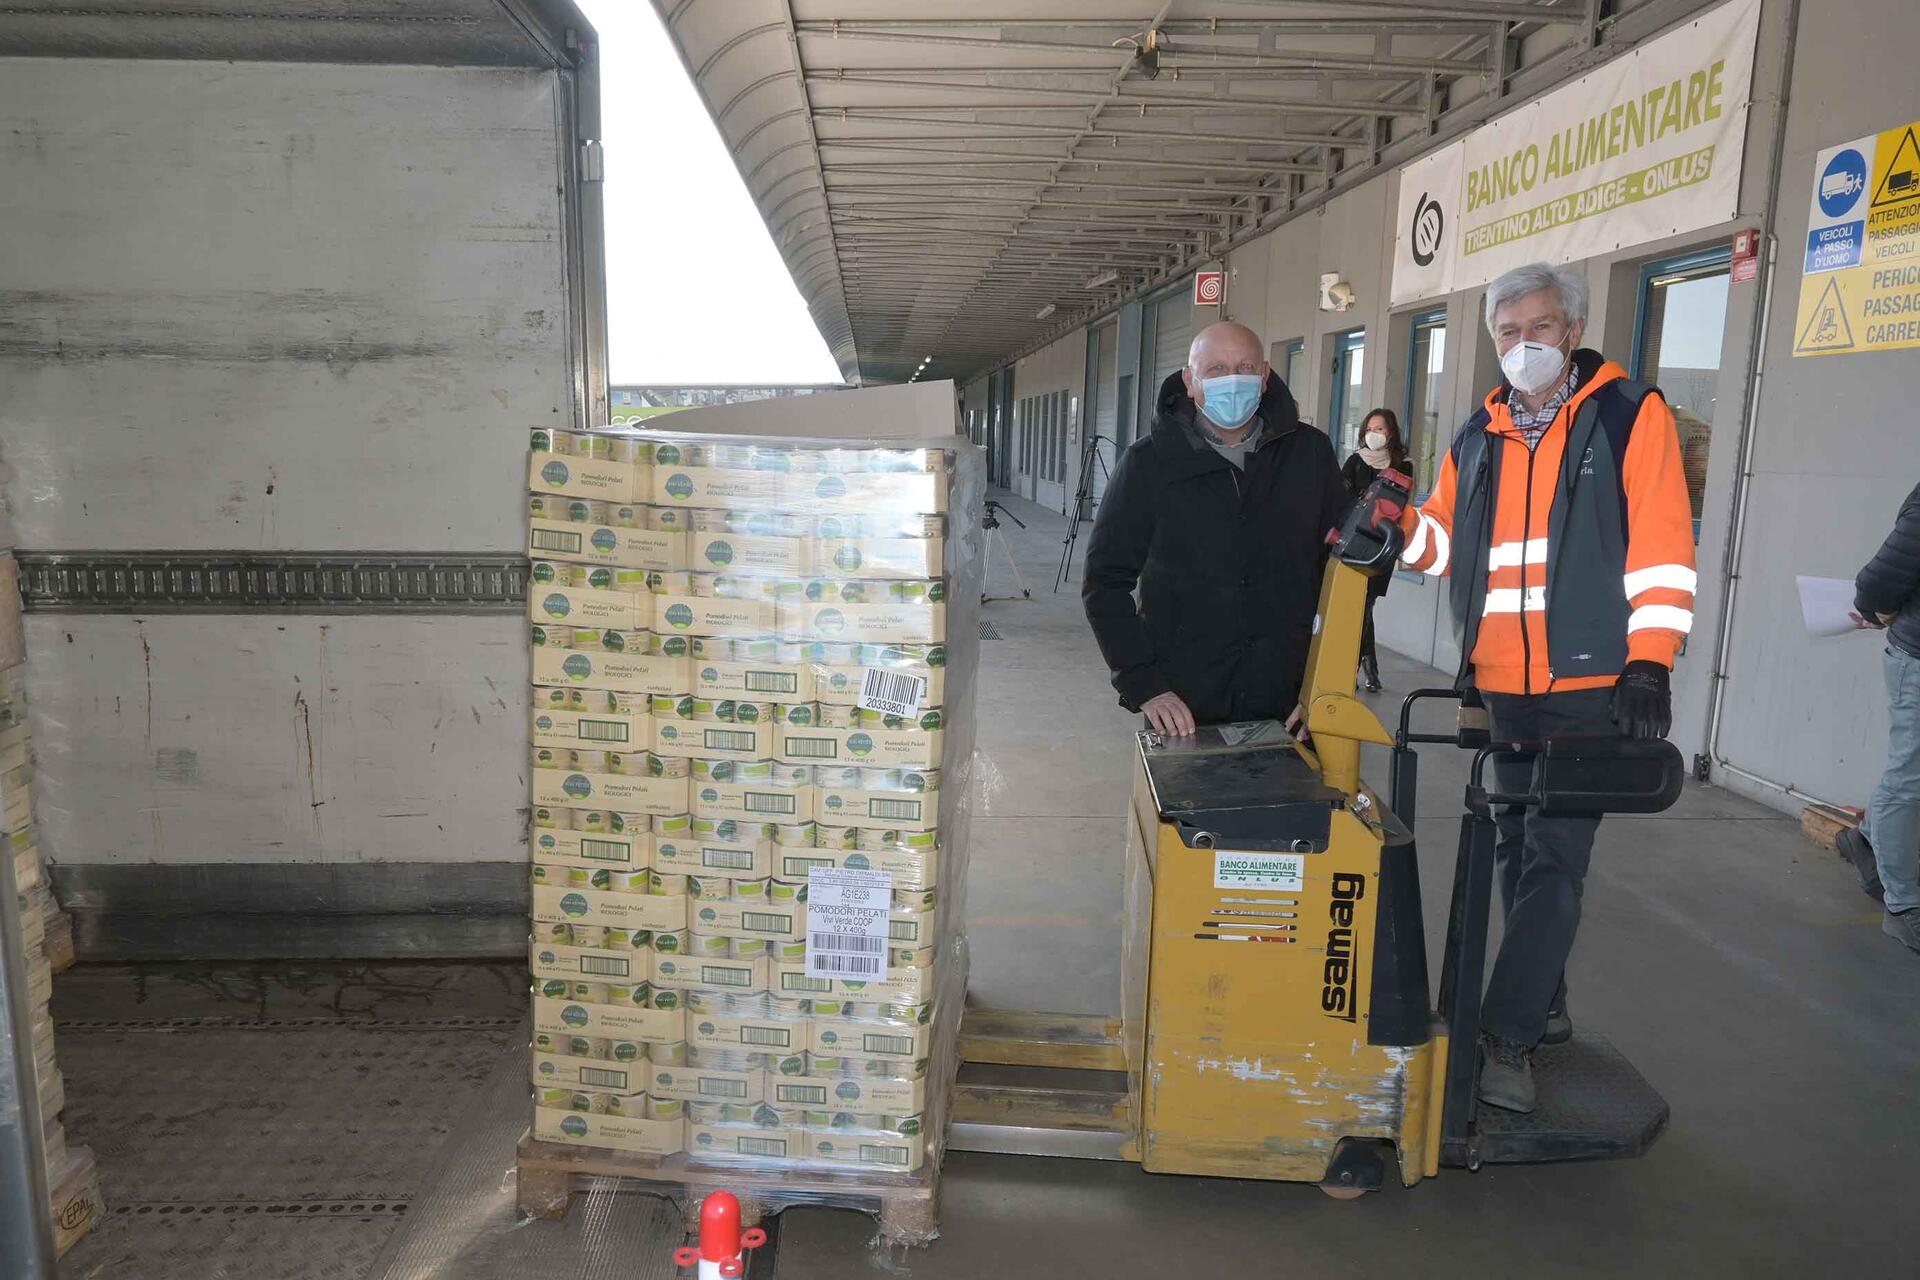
[1197,373,1263,430]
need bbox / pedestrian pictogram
[1794,276,1855,354]
[1869,126,1920,209]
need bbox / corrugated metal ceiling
[654,0,1602,386]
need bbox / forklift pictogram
[1795,275,1856,353]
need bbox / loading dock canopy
[655,0,1605,386]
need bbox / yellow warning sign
[1795,116,1920,356]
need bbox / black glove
[1611,660,1671,740]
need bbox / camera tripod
[982,500,1031,605]
[1054,431,1112,591]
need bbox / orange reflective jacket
[1399,353,1696,696]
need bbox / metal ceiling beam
[818,144,1320,177]
[810,50,1479,77]
[792,17,1494,35]
[803,75,1430,117]
[1206,0,1582,21]
[814,113,1357,148]
[826,172,1270,198]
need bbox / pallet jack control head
[1327,468,1413,572]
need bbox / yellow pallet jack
[951,472,1683,1195]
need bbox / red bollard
[672,1190,767,1279]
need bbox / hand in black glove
[1611,660,1671,740]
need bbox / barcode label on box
[703,964,751,987]
[579,1065,632,1089]
[578,953,631,978]
[869,798,922,822]
[779,971,832,993]
[704,847,755,871]
[700,1078,749,1099]
[744,792,798,815]
[745,671,799,694]
[580,838,630,863]
[777,1084,829,1105]
[739,1137,788,1157]
[782,855,832,877]
[862,1032,915,1057]
[743,911,793,933]
[740,1026,792,1047]
[704,729,756,753]
[784,736,838,760]
[577,718,631,743]
[531,528,583,554]
[857,668,927,719]
[805,866,892,980]
[887,919,921,943]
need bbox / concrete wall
[1009,329,1089,514]
[0,59,572,883]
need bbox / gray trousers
[1480,686,1615,1047]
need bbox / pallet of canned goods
[519,422,985,1246]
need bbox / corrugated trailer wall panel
[0,57,573,953]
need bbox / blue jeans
[1865,645,1920,913]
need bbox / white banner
[1391,0,1760,306]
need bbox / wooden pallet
[515,1135,939,1246]
[1800,802,1865,852]
[50,1145,103,1257]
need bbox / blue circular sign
[1819,148,1867,218]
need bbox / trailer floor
[46,491,1920,1277]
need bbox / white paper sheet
[1797,575,1869,638]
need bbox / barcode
[859,669,926,716]
[578,954,630,977]
[810,953,883,977]
[743,911,792,932]
[863,1033,914,1056]
[704,729,755,752]
[870,798,922,821]
[812,933,886,953]
[783,736,838,759]
[745,671,798,694]
[699,1078,749,1099]
[578,719,630,743]
[888,920,921,943]
[580,838,629,862]
[739,1137,788,1157]
[782,856,830,877]
[703,964,750,987]
[704,847,754,871]
[530,528,582,553]
[744,793,797,815]
[740,1026,792,1047]
[579,1065,631,1089]
[860,1142,909,1166]
[777,1084,828,1105]
[780,972,831,993]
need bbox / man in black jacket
[1082,321,1348,736]
[1838,480,1920,954]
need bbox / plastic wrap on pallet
[525,423,982,1194]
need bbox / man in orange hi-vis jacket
[1396,261,1695,1116]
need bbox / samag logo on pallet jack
[1320,873,1367,1021]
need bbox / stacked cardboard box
[525,425,982,1174]
[0,563,102,1253]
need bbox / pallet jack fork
[951,470,1683,1193]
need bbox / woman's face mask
[1365,430,1388,450]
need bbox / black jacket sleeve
[1856,482,1920,618]
[1081,443,1172,710]
[1341,453,1367,496]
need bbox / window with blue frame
[1633,246,1732,532]
[1329,328,1367,455]
[1404,309,1448,499]
[1281,339,1307,410]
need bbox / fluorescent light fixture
[1035,303,1057,320]
[1084,269,1119,290]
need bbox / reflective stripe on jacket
[1400,350,1696,695]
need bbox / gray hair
[1483,261,1589,335]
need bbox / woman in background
[1341,408,1411,692]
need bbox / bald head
[1187,321,1264,375]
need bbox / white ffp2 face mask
[1365,431,1388,450]
[1500,338,1571,396]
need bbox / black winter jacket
[1082,370,1348,724]
[1856,480,1920,658]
